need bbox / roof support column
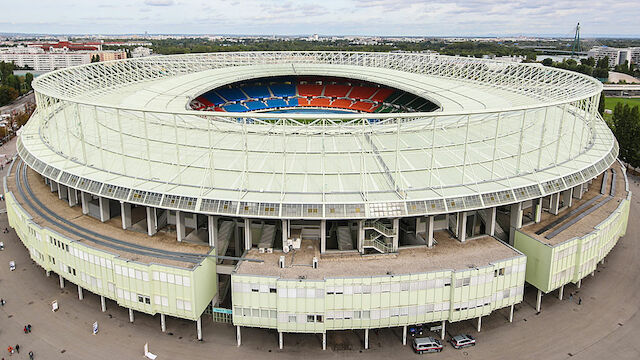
[427,216,434,248]
[392,218,399,251]
[457,212,467,243]
[441,320,446,340]
[129,308,134,323]
[80,191,90,215]
[536,289,542,312]
[77,285,83,300]
[57,182,65,200]
[562,188,573,208]
[281,220,288,251]
[402,325,407,345]
[279,331,283,350]
[477,316,482,332]
[100,295,106,312]
[573,184,584,200]
[549,193,560,215]
[68,188,78,207]
[244,218,252,251]
[161,313,166,332]
[176,210,185,242]
[120,202,132,230]
[196,316,202,341]
[49,179,57,193]
[98,196,110,222]
[488,207,496,236]
[509,202,523,246]
[357,220,364,253]
[364,328,369,350]
[146,207,157,236]
[534,198,542,223]
[320,219,326,254]
[208,216,218,248]
[509,304,514,323]
[236,325,241,347]
[558,284,564,300]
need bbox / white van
[412,337,443,354]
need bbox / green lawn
[603,97,640,122]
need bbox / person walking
[7,346,12,354]
[23,326,27,334]
[28,351,34,360]
[578,297,582,305]
[13,345,18,354]
[27,324,31,333]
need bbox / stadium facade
[4,52,630,349]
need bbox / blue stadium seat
[266,99,287,108]
[216,88,247,102]
[202,92,225,105]
[243,85,271,99]
[269,83,296,97]
[222,103,249,112]
[244,100,267,111]
[287,97,299,107]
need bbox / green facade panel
[6,192,218,321]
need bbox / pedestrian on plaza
[28,352,33,360]
[0,298,5,306]
[27,324,31,333]
[578,297,582,305]
[13,345,18,354]
[23,326,27,334]
[569,293,573,301]
[7,346,12,354]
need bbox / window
[307,315,315,323]
[316,315,323,323]
[137,294,151,305]
[288,315,296,323]
[269,287,277,294]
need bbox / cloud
[144,0,175,6]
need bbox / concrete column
[120,202,132,230]
[574,184,584,200]
[322,332,326,350]
[129,308,134,323]
[457,212,467,242]
[161,313,166,332]
[49,179,57,192]
[558,284,564,300]
[509,304,514,323]
[68,188,78,207]
[477,316,482,332]
[281,220,288,250]
[601,258,605,265]
[244,218,252,250]
[100,296,106,312]
[392,218,399,251]
[357,220,364,253]
[98,196,110,222]
[196,317,202,341]
[364,328,369,350]
[489,207,497,236]
[509,202,523,245]
[234,220,241,256]
[550,193,560,215]
[536,289,542,312]
[146,207,157,236]
[57,182,64,200]
[81,191,90,215]
[279,331,283,350]
[78,285,83,300]
[208,216,218,248]
[59,274,64,289]
[591,271,595,277]
[427,216,434,248]
[577,279,582,288]
[562,188,573,208]
[46,270,50,277]
[320,220,326,254]
[236,326,242,347]
[176,210,185,242]
[402,325,407,345]
[441,320,446,340]
[534,198,543,223]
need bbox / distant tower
[571,22,581,58]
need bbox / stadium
[4,51,630,349]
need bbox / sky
[1,0,639,37]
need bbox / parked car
[449,334,476,349]
[412,337,443,354]
[408,325,424,337]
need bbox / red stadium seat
[324,85,351,98]
[350,101,376,112]
[298,84,324,96]
[196,96,215,108]
[370,88,395,102]
[330,99,352,109]
[297,97,311,106]
[309,98,331,107]
[348,87,378,100]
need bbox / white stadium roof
[19,52,616,219]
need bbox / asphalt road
[0,133,638,359]
[0,91,35,116]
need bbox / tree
[0,85,19,106]
[0,61,15,85]
[611,103,640,167]
[542,58,553,66]
[596,56,609,69]
[581,57,596,67]
[25,73,33,92]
